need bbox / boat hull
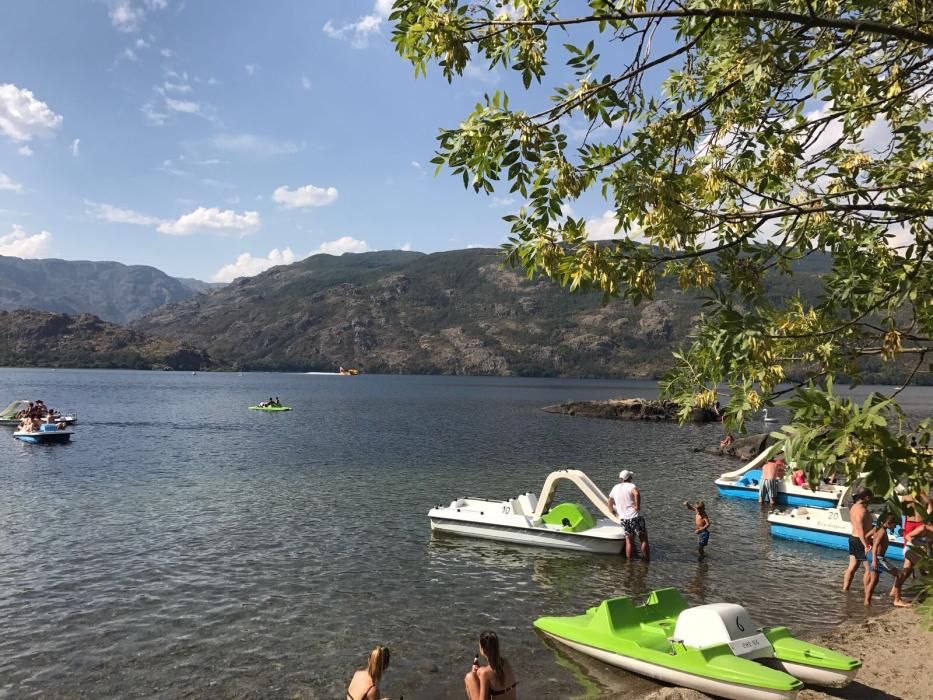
[14,431,72,444]
[774,661,859,688]
[430,516,624,554]
[539,632,795,700]
[768,511,905,561]
[715,481,840,508]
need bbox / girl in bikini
[464,631,518,700]
[346,645,390,700]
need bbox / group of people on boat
[346,632,517,700]
[257,397,283,408]
[14,400,67,433]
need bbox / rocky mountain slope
[134,248,827,377]
[0,256,206,324]
[0,310,211,371]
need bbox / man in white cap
[608,469,650,561]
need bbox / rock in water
[542,398,718,423]
[705,433,776,460]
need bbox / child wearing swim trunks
[684,500,711,559]
[864,513,910,607]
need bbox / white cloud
[165,97,200,114]
[323,1,392,48]
[273,184,339,209]
[0,84,63,142]
[317,236,370,255]
[464,61,501,85]
[160,48,173,58]
[209,133,304,158]
[586,211,620,240]
[489,196,515,208]
[157,207,260,236]
[163,81,192,93]
[586,210,645,242]
[245,64,257,76]
[301,76,312,91]
[411,160,422,170]
[141,102,168,126]
[17,145,33,157]
[107,0,167,32]
[120,47,138,62]
[86,200,162,226]
[0,225,51,258]
[400,242,412,251]
[70,138,80,157]
[109,1,144,32]
[211,247,297,282]
[0,172,23,193]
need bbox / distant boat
[14,426,73,444]
[0,401,77,427]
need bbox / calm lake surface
[0,369,930,699]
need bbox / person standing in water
[346,645,390,700]
[864,513,911,607]
[683,500,711,559]
[608,470,650,561]
[842,487,874,593]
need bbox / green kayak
[534,588,859,700]
[248,405,292,411]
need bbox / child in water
[683,500,711,559]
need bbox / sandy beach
[598,604,933,700]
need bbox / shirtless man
[759,458,782,510]
[901,488,932,585]
[842,487,874,593]
[864,513,911,607]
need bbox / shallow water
[0,369,929,699]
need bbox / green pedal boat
[534,588,860,700]
[248,405,292,411]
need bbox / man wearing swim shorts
[843,487,873,593]
[864,513,910,607]
[608,470,650,561]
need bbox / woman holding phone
[464,631,518,699]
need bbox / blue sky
[2,0,617,282]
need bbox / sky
[0,0,612,282]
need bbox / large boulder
[704,432,776,460]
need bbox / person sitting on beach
[719,433,734,448]
[683,500,711,559]
[465,631,518,700]
[865,513,911,607]
[346,645,390,700]
[843,487,874,594]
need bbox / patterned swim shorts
[620,515,647,539]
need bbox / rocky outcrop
[542,398,719,422]
[704,432,777,460]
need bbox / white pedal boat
[428,469,625,554]
[768,504,905,561]
[715,449,846,508]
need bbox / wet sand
[605,604,933,700]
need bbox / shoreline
[594,603,932,699]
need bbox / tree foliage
[392,1,933,505]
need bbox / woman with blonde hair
[465,631,517,699]
[346,645,390,700]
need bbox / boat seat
[517,492,538,515]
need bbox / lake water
[0,369,930,699]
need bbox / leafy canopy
[392,1,933,503]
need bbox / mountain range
[0,248,925,382]
[0,255,209,325]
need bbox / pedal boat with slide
[535,588,860,700]
[767,488,905,561]
[0,400,77,427]
[428,469,625,554]
[715,449,845,508]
